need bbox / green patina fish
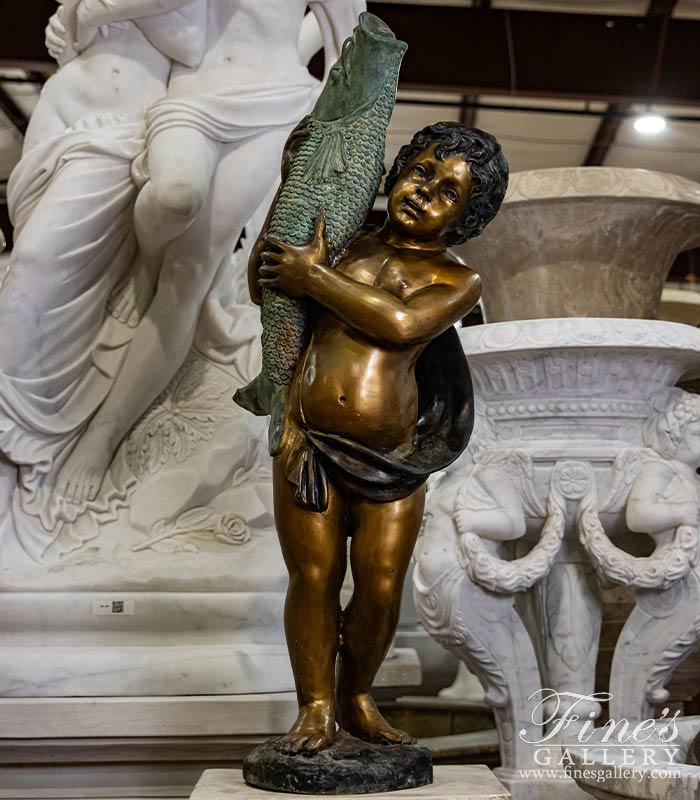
[233,12,407,455]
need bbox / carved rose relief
[132,508,251,554]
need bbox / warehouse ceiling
[1,0,699,276]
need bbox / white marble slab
[0,694,300,738]
[0,642,419,698]
[190,766,511,800]
[0,647,421,737]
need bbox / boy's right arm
[248,189,280,306]
[248,118,312,305]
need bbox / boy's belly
[297,330,419,454]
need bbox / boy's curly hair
[384,122,509,246]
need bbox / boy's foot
[338,692,416,745]
[275,699,336,755]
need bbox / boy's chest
[337,249,429,300]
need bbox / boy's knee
[290,558,342,593]
[357,567,402,610]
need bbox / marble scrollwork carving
[572,389,700,722]
[414,408,577,782]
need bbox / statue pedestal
[190,766,510,800]
[413,167,700,800]
[414,318,700,800]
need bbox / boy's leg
[272,452,347,754]
[338,487,426,743]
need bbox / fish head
[314,12,407,123]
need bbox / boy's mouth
[401,197,425,218]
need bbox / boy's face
[387,145,472,244]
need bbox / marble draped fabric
[0,111,143,561]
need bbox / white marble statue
[413,317,700,799]
[0,0,208,562]
[55,0,364,505]
[0,0,364,564]
[413,406,567,789]
[598,388,700,721]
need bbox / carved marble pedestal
[414,318,700,800]
[456,167,700,322]
[413,167,700,800]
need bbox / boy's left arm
[260,219,481,346]
[304,266,481,346]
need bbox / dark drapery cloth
[290,325,474,510]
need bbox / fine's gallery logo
[517,689,683,784]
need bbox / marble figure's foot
[274,700,336,755]
[107,270,156,328]
[338,692,416,745]
[55,421,118,504]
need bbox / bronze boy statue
[248,122,508,756]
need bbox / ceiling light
[633,113,666,134]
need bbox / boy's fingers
[264,235,284,250]
[314,215,326,237]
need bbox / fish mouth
[401,197,425,218]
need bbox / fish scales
[260,81,396,388]
[234,12,406,454]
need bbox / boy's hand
[259,215,329,298]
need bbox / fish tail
[268,385,288,457]
[233,373,272,417]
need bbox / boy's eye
[444,188,459,203]
[412,164,426,177]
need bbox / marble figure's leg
[109,127,220,326]
[56,128,289,503]
[610,571,700,721]
[0,158,135,378]
[337,487,425,745]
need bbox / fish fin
[233,373,271,416]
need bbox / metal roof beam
[0,85,28,136]
[366,3,700,106]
